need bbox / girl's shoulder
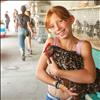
[78,40,92,56]
[76,40,91,55]
[80,40,92,49]
[46,37,60,46]
[42,37,54,52]
[45,37,54,45]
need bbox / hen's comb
[44,43,52,52]
[44,43,52,63]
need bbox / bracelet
[55,81,61,89]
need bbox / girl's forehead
[50,13,60,19]
[49,14,61,23]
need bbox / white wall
[49,1,99,24]
[50,1,79,9]
[50,1,95,9]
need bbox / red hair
[44,6,71,33]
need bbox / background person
[25,10,36,55]
[13,9,19,32]
[35,6,96,100]
[17,5,34,61]
[4,11,10,32]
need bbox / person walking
[17,5,34,61]
[35,6,96,100]
[25,10,36,55]
[4,11,10,32]
[13,9,19,32]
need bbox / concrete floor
[1,33,47,100]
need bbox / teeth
[60,31,64,35]
[58,30,64,34]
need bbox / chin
[58,35,68,39]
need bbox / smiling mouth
[57,29,65,36]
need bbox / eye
[59,19,63,22]
[57,19,64,25]
[48,25,54,32]
[48,25,54,30]
[50,25,54,29]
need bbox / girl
[35,6,96,100]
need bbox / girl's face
[48,13,72,39]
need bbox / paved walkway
[1,33,47,100]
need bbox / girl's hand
[47,57,59,76]
[59,84,78,96]
[59,84,78,100]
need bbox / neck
[60,35,74,45]
[59,36,77,50]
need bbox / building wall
[50,1,95,9]
[50,1,100,25]
[50,1,79,9]
[28,1,100,42]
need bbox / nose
[54,23,60,32]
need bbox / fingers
[50,57,54,63]
[47,58,51,64]
[65,88,78,96]
[61,85,78,96]
[47,57,53,64]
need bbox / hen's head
[44,43,54,57]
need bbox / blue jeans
[18,28,28,50]
[46,92,85,100]
[46,92,60,100]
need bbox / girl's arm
[49,41,96,83]
[35,38,78,96]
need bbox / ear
[69,15,75,24]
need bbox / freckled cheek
[61,22,68,28]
